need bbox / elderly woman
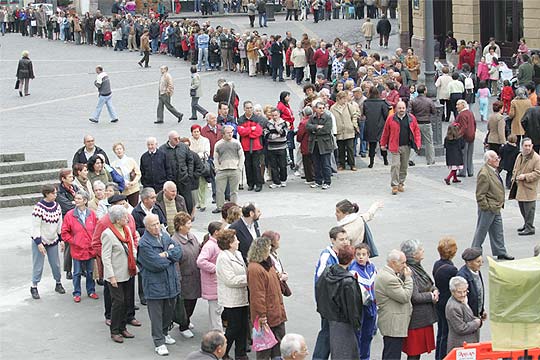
[73,163,95,202]
[330,91,359,171]
[486,101,506,153]
[216,229,249,360]
[363,86,390,167]
[89,180,106,211]
[456,248,486,320]
[432,237,458,360]
[508,86,532,145]
[57,168,79,280]
[61,190,98,302]
[172,211,201,338]
[111,142,141,208]
[196,221,224,332]
[446,276,482,351]
[16,50,34,97]
[405,48,420,84]
[30,184,66,300]
[189,124,211,211]
[88,154,112,186]
[101,205,138,343]
[247,236,287,360]
[335,199,383,246]
[400,239,439,360]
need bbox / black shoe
[238,185,244,190]
[468,174,474,177]
[517,226,526,232]
[97,278,104,286]
[89,118,98,123]
[518,230,535,236]
[456,174,466,178]
[188,117,197,121]
[19,91,23,97]
[140,298,147,306]
[212,208,222,214]
[360,153,367,158]
[212,199,216,204]
[55,283,66,294]
[408,160,415,166]
[134,305,140,311]
[66,271,73,280]
[497,254,515,260]
[177,114,184,123]
[248,185,254,191]
[138,62,143,68]
[154,120,164,124]
[111,118,119,123]
[30,287,40,299]
[254,185,262,192]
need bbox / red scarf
[108,223,137,277]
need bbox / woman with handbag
[264,230,291,297]
[189,124,211,211]
[16,50,34,97]
[335,199,383,248]
[111,142,141,207]
[189,66,208,121]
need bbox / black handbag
[363,219,379,258]
[190,88,197,97]
[15,79,20,90]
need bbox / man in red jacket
[380,101,422,195]
[313,41,330,78]
[237,102,264,192]
[454,99,477,177]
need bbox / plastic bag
[251,316,278,352]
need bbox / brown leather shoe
[111,334,124,343]
[121,330,135,338]
[391,186,398,195]
[350,167,357,171]
[398,184,405,192]
[129,319,142,327]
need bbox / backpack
[464,73,474,90]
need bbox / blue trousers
[151,37,159,53]
[313,316,330,360]
[91,94,118,121]
[72,259,95,296]
[258,12,267,27]
[356,310,377,360]
[311,144,332,185]
[32,242,61,286]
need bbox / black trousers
[440,99,452,121]
[337,138,355,168]
[139,50,150,67]
[223,306,249,358]
[368,142,388,161]
[382,336,404,360]
[302,154,314,182]
[268,149,288,185]
[105,276,136,321]
[178,182,194,214]
[309,64,317,84]
[245,150,264,187]
[138,272,145,303]
[108,279,134,335]
[379,33,389,46]
[256,322,286,359]
[63,243,72,272]
[179,298,198,331]
[449,93,462,120]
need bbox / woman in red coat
[61,190,98,303]
[277,91,297,168]
[457,45,476,71]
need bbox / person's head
[216,228,238,251]
[163,181,177,201]
[262,230,281,251]
[354,243,371,266]
[492,101,503,113]
[407,47,414,56]
[329,226,349,252]
[105,182,119,198]
[208,221,224,238]
[334,82,345,93]
[218,102,229,117]
[247,236,272,263]
[218,125,232,141]
[446,123,461,140]
[226,205,242,224]
[462,247,483,272]
[302,106,313,118]
[368,86,380,99]
[462,63,471,73]
[72,163,88,180]
[400,239,424,263]
[59,168,74,185]
[456,99,468,112]
[515,86,528,100]
[280,333,308,360]
[173,211,192,233]
[503,79,510,87]
[83,135,96,151]
[200,330,227,358]
[92,180,106,200]
[335,199,359,221]
[303,83,316,96]
[437,236,458,260]
[449,276,469,303]
[522,138,534,156]
[478,80,487,89]
[451,72,460,80]
[337,245,355,266]
[112,142,126,158]
[280,91,291,105]
[525,82,536,95]
[168,130,181,147]
[143,213,161,236]
[241,202,261,221]
[205,112,218,127]
[140,187,157,208]
[386,249,407,273]
[270,107,281,121]
[522,54,530,63]
[146,136,158,152]
[243,100,254,117]
[74,189,90,208]
[395,101,407,118]
[109,205,129,226]
[159,64,168,74]
[95,65,103,74]
[41,184,57,201]
[191,124,202,139]
[416,84,426,95]
[314,101,326,116]
[484,150,500,168]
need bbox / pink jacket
[196,236,221,300]
[476,62,490,81]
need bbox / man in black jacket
[343,52,361,83]
[72,135,110,166]
[521,105,540,153]
[270,35,285,82]
[159,130,194,213]
[149,19,160,53]
[140,136,172,193]
[229,202,261,263]
[376,15,391,48]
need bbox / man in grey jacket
[89,66,118,123]
[408,85,436,165]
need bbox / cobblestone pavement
[0,16,534,360]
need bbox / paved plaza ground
[0,14,537,359]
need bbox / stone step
[0,159,68,174]
[0,153,25,163]
[0,169,61,185]
[0,180,57,197]
[0,193,42,208]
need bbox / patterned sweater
[31,200,63,246]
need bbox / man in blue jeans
[89,66,118,123]
[256,0,267,27]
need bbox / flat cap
[108,194,127,205]
[461,247,482,261]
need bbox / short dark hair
[190,66,197,74]
[416,84,426,94]
[218,102,229,110]
[451,72,460,80]
[72,163,87,177]
[241,202,256,217]
[329,226,346,240]
[208,221,223,236]
[200,330,226,353]
[58,168,72,182]
[354,242,372,256]
[492,101,503,112]
[42,184,57,197]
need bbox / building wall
[523,0,540,49]
[451,0,480,43]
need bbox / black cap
[108,194,127,205]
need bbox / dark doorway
[433,0,452,59]
[480,0,523,61]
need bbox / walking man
[408,84,436,165]
[454,100,476,177]
[155,66,184,124]
[89,66,118,124]
[138,29,151,68]
[380,101,421,195]
[471,150,514,260]
[376,15,391,49]
[510,138,540,236]
[137,214,182,356]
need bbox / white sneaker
[322,184,331,190]
[280,182,287,187]
[188,322,194,330]
[269,184,280,189]
[294,171,301,177]
[155,344,169,356]
[165,335,176,345]
[310,183,321,188]
[180,329,194,338]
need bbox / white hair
[449,276,468,292]
[146,136,157,145]
[109,205,128,223]
[400,239,423,260]
[143,213,159,227]
[280,333,305,357]
[484,150,498,163]
[386,249,403,264]
[140,187,156,200]
[92,180,106,191]
[456,99,469,110]
[163,181,176,191]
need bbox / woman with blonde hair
[111,142,141,208]
[16,50,34,97]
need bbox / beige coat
[111,156,141,197]
[486,113,506,145]
[101,227,137,283]
[375,265,413,337]
[216,249,249,308]
[290,47,307,68]
[159,72,174,96]
[508,98,532,136]
[476,164,505,212]
[337,203,378,246]
[435,74,452,100]
[330,102,359,140]
[361,21,375,39]
[511,151,540,201]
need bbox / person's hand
[252,126,257,130]
[374,200,384,210]
[474,318,482,327]
[380,146,387,151]
[481,312,487,321]
[38,243,46,256]
[317,125,323,129]
[159,251,168,258]
[259,316,268,327]
[517,174,526,181]
[403,266,412,277]
[60,242,65,252]
[280,272,288,282]
[109,276,118,288]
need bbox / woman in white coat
[335,199,383,246]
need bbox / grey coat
[172,231,201,300]
[445,296,481,351]
[409,263,438,329]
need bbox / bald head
[396,101,407,117]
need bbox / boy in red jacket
[501,80,514,114]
